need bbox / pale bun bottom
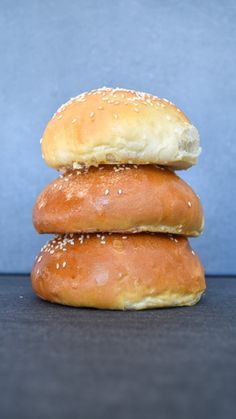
[31,233,205,310]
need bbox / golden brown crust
[33,165,204,236]
[31,233,205,310]
[41,87,201,170]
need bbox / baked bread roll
[32,233,205,310]
[41,87,201,170]
[33,165,204,236]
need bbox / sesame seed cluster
[46,86,188,147]
[51,86,175,123]
[32,87,204,309]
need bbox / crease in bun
[123,292,203,310]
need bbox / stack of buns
[32,87,205,310]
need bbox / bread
[31,233,205,310]
[41,87,201,170]
[33,165,204,236]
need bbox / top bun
[41,87,201,170]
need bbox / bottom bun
[31,233,205,310]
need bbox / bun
[41,87,201,170]
[31,233,205,310]
[33,165,204,236]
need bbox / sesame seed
[104,189,109,195]
[90,112,95,118]
[122,236,127,239]
[72,118,77,123]
[40,138,42,144]
[37,256,42,263]
[97,106,103,110]
[114,114,118,119]
[50,250,55,255]
[56,263,60,270]
[191,250,195,255]
[57,114,62,119]
[134,108,139,112]
[188,201,192,207]
[100,241,106,244]
[73,162,83,170]
[118,189,123,195]
[62,262,67,268]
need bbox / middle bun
[33,165,204,236]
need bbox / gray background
[1,0,235,274]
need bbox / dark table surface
[0,276,236,419]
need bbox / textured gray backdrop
[1,0,235,274]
